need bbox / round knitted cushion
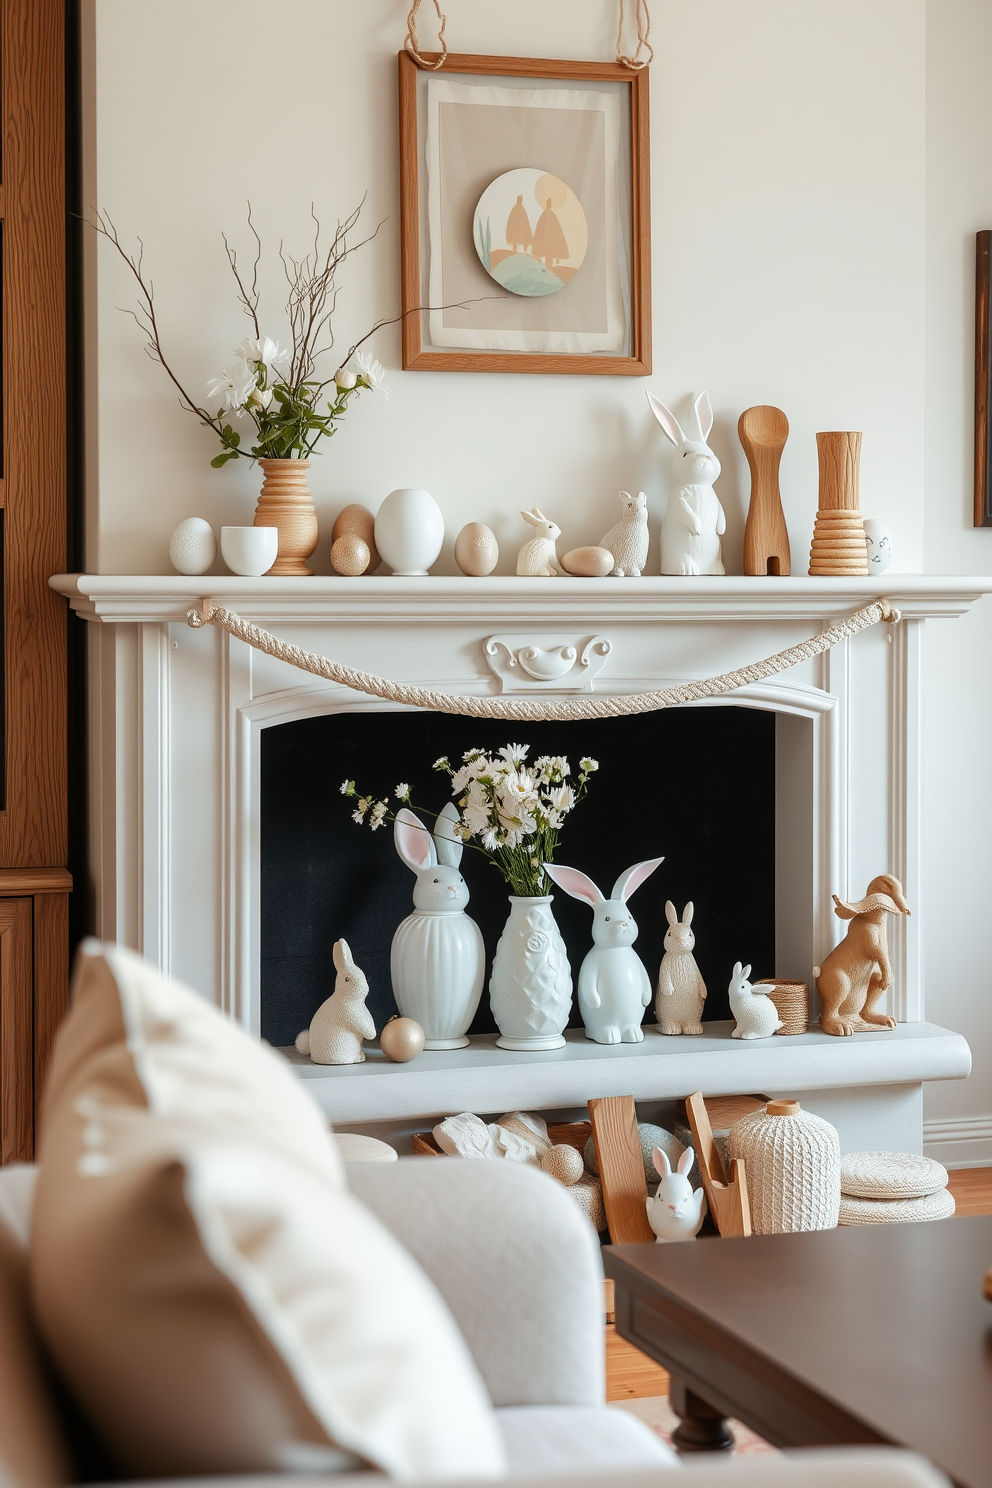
[838,1187,955,1225]
[727,1101,840,1234]
[840,1150,948,1200]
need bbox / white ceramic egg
[863,518,892,576]
[374,489,444,576]
[170,517,217,576]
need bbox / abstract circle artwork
[473,168,588,297]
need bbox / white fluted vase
[489,896,572,1051]
[390,913,485,1050]
[728,1099,841,1234]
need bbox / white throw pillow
[31,940,505,1482]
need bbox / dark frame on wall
[974,231,992,526]
[398,51,651,376]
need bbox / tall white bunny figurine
[516,507,562,577]
[656,901,707,1035]
[544,857,664,1044]
[598,490,649,577]
[391,803,485,1049]
[729,961,783,1040]
[648,390,726,576]
[295,939,375,1065]
[645,1147,706,1243]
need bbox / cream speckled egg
[540,1144,584,1187]
[380,1016,425,1062]
[169,517,217,576]
[330,533,371,576]
[332,503,379,572]
[454,522,498,576]
[561,545,615,577]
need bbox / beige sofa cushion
[31,941,505,1481]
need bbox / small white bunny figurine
[645,1146,706,1243]
[391,803,485,1049]
[516,507,562,577]
[656,901,707,1035]
[598,490,649,577]
[729,961,783,1040]
[544,857,664,1044]
[648,391,726,576]
[295,938,375,1065]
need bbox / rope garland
[185,597,900,724]
[403,0,653,71]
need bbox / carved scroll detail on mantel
[484,635,612,693]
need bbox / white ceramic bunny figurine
[648,390,726,576]
[656,901,707,1035]
[543,857,664,1044]
[645,1146,706,1243]
[391,803,485,1049]
[729,961,783,1040]
[516,507,562,577]
[598,490,649,577]
[295,938,375,1065]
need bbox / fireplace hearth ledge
[281,1020,969,1130]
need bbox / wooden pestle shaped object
[809,431,868,576]
[739,406,791,576]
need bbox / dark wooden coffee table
[605,1216,992,1488]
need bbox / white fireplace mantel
[52,571,992,1153]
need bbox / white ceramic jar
[489,896,573,1051]
[728,1099,841,1234]
[221,525,278,577]
[390,910,485,1049]
[374,488,444,575]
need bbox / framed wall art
[398,51,651,376]
[975,230,992,526]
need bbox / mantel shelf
[281,1021,971,1126]
[50,572,992,625]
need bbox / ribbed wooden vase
[254,459,319,577]
[728,1100,840,1234]
[808,431,868,577]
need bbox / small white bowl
[221,526,278,577]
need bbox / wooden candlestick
[808,431,868,576]
[739,406,791,576]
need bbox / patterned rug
[610,1396,779,1456]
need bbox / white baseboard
[923,1114,992,1169]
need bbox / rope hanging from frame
[403,0,653,71]
[185,598,900,724]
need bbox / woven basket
[755,979,809,1035]
[728,1099,840,1233]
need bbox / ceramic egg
[374,489,444,576]
[540,1144,584,1187]
[561,545,615,577]
[330,533,371,576]
[454,522,498,576]
[380,1016,425,1062]
[863,518,892,575]
[332,503,379,572]
[170,517,217,576]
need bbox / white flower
[207,364,255,413]
[462,780,491,835]
[545,785,575,815]
[236,336,290,376]
[535,754,569,784]
[579,757,600,774]
[433,756,451,772]
[249,386,274,411]
[452,753,493,792]
[499,743,529,767]
[395,783,410,800]
[334,367,358,390]
[352,807,366,825]
[369,801,388,831]
[355,349,389,398]
[340,779,354,795]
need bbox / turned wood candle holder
[808,431,868,576]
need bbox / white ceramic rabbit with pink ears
[645,1146,706,1243]
[543,857,664,1044]
[390,803,485,1050]
[648,390,726,576]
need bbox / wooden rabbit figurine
[648,391,726,576]
[516,508,562,577]
[815,874,910,1036]
[295,938,375,1064]
[656,901,707,1034]
[598,490,649,577]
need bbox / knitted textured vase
[728,1100,840,1234]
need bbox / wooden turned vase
[254,459,319,576]
[808,431,868,577]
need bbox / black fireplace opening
[260,707,776,1047]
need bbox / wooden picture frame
[398,51,651,376]
[975,230,992,526]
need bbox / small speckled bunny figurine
[598,490,649,577]
[516,508,562,577]
[295,938,375,1065]
[729,961,783,1040]
[648,390,726,576]
[645,1146,706,1243]
[656,901,707,1035]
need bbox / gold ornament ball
[331,533,371,576]
[332,502,379,572]
[380,1016,425,1062]
[540,1144,584,1187]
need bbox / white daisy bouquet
[343,744,598,897]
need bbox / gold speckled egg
[561,545,615,577]
[380,1016,425,1063]
[454,522,499,576]
[332,503,379,572]
[330,533,371,576]
[540,1144,585,1187]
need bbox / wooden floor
[604,1165,992,1401]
